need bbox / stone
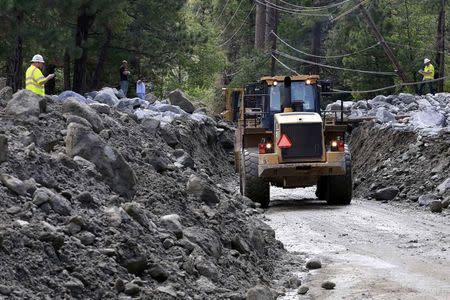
[0,174,28,196]
[63,98,104,133]
[195,256,219,281]
[373,186,399,201]
[167,89,195,113]
[175,152,195,169]
[437,178,450,195]
[410,109,445,129]
[200,187,220,205]
[160,125,179,147]
[0,135,8,163]
[429,201,443,213]
[116,98,142,111]
[160,214,183,239]
[76,231,96,245]
[184,227,222,258]
[73,192,97,207]
[122,202,154,229]
[321,281,336,290]
[442,197,450,209]
[94,88,120,106]
[115,279,125,292]
[375,108,396,123]
[123,256,148,276]
[0,86,13,106]
[297,286,309,295]
[246,286,275,300]
[141,118,160,135]
[284,276,301,288]
[65,114,93,129]
[231,236,250,254]
[66,123,136,199]
[58,91,89,104]
[0,285,12,296]
[418,194,439,206]
[186,175,204,195]
[306,258,322,270]
[146,93,158,104]
[5,90,46,122]
[148,263,169,282]
[89,103,111,115]
[124,282,140,296]
[33,188,72,215]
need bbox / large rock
[160,214,183,238]
[375,108,396,124]
[65,123,136,198]
[418,194,439,206]
[0,135,8,163]
[58,91,89,104]
[410,110,445,129]
[429,201,443,213]
[0,86,13,106]
[167,89,195,113]
[5,90,46,122]
[115,98,143,111]
[0,174,28,196]
[437,178,450,195]
[246,286,275,300]
[183,227,222,258]
[33,188,72,215]
[94,88,119,106]
[63,98,104,133]
[326,100,353,112]
[373,186,399,201]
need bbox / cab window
[291,81,317,112]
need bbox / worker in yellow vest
[25,54,55,97]
[418,58,435,95]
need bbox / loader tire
[316,176,327,200]
[326,153,353,205]
[240,149,270,208]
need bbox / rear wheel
[325,153,353,205]
[240,148,270,208]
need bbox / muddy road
[265,187,450,300]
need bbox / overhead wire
[272,31,381,59]
[273,49,397,76]
[271,54,300,75]
[214,0,231,25]
[329,0,369,23]
[218,0,246,37]
[219,4,256,47]
[254,0,331,17]
[277,0,353,11]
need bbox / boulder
[441,197,450,209]
[0,86,13,106]
[141,118,160,136]
[418,194,439,206]
[160,125,179,147]
[145,93,158,104]
[375,108,396,124]
[429,200,443,213]
[437,178,450,195]
[183,226,222,258]
[33,188,72,215]
[0,135,8,163]
[0,174,28,196]
[5,90,46,122]
[115,98,143,111]
[58,91,89,104]
[305,258,322,270]
[160,214,183,239]
[167,89,195,113]
[94,88,119,106]
[89,103,111,115]
[410,110,445,129]
[373,186,399,201]
[65,123,136,199]
[398,93,416,104]
[326,100,353,112]
[63,98,104,133]
[246,286,275,300]
[321,281,336,290]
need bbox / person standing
[119,60,131,96]
[25,54,55,97]
[136,79,146,100]
[418,58,435,95]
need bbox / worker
[136,79,146,100]
[119,60,131,97]
[25,54,55,97]
[418,58,435,95]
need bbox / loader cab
[244,75,321,131]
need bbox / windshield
[291,81,317,112]
[269,85,282,112]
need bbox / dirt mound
[0,91,287,299]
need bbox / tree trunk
[90,28,112,90]
[6,12,24,92]
[310,21,322,75]
[255,0,266,49]
[265,0,278,75]
[64,50,71,90]
[72,7,95,93]
[435,0,445,93]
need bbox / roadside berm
[0,86,302,299]
[326,92,450,213]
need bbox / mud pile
[340,93,450,213]
[0,87,290,299]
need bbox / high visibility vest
[423,64,435,81]
[25,65,45,96]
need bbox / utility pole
[357,0,409,83]
[436,0,445,92]
[265,0,278,75]
[255,0,266,50]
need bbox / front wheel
[240,149,270,208]
[324,153,353,205]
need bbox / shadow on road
[269,198,349,211]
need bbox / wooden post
[357,0,409,83]
[255,0,266,49]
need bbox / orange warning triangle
[277,134,292,149]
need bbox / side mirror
[319,80,332,93]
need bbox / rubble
[0,87,293,299]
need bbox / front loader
[234,75,352,208]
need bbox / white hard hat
[31,54,45,63]
[424,58,431,64]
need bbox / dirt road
[265,187,450,300]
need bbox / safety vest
[423,64,435,81]
[25,65,45,96]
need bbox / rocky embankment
[0,82,300,299]
[327,93,450,213]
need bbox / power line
[277,0,353,11]
[274,49,397,76]
[218,0,246,37]
[254,0,331,17]
[330,0,369,23]
[214,0,231,25]
[220,4,255,47]
[272,30,381,59]
[272,54,300,75]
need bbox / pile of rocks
[0,86,294,299]
[344,93,450,213]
